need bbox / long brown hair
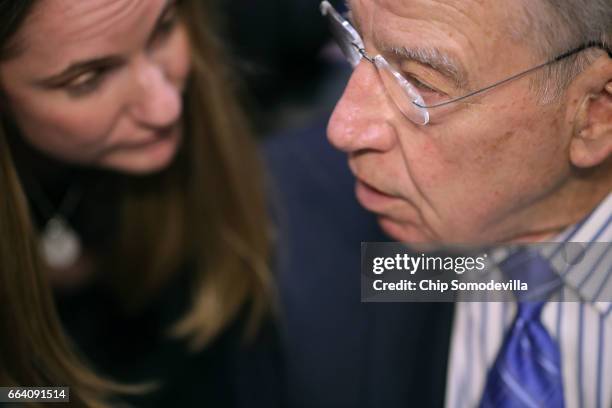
[0,0,273,403]
[0,131,138,407]
[110,0,274,348]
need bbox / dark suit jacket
[263,117,455,408]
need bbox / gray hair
[516,0,612,102]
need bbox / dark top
[10,131,285,408]
[55,271,284,408]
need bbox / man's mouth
[357,178,391,196]
[354,178,398,211]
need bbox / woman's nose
[129,56,182,129]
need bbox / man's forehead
[349,0,520,87]
[350,0,519,39]
[350,0,499,18]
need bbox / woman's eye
[151,8,179,45]
[65,70,106,96]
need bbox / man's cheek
[405,144,466,189]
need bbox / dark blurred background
[214,0,349,136]
[211,3,398,407]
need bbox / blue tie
[479,249,565,408]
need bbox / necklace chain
[21,172,84,270]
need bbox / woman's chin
[100,132,182,175]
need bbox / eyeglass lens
[321,1,430,125]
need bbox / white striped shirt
[445,193,612,408]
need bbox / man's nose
[327,60,397,154]
[129,56,182,129]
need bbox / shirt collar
[538,193,612,315]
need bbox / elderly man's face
[328,0,577,243]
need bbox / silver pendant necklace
[28,180,83,270]
[40,216,81,270]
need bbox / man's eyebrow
[380,44,470,90]
[345,1,470,89]
[35,0,176,87]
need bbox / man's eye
[406,74,440,95]
[345,10,355,25]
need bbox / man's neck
[505,169,611,243]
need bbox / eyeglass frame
[320,0,612,123]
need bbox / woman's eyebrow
[35,0,176,87]
[35,56,124,87]
[146,0,177,45]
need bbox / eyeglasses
[320,1,612,126]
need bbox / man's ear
[569,59,612,168]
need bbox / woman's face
[0,0,191,174]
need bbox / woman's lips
[124,123,179,150]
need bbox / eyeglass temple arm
[356,45,374,63]
[415,41,612,109]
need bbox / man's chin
[379,216,529,247]
[378,217,435,244]
[377,218,471,252]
